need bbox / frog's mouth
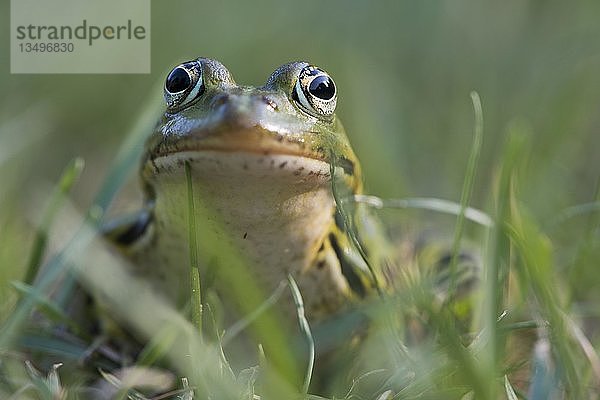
[150,126,321,161]
[144,125,355,179]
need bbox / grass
[1,87,598,400]
[1,3,600,397]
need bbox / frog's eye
[293,65,337,118]
[164,60,204,111]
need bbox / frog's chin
[143,151,337,243]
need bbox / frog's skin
[109,58,390,320]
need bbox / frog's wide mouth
[144,125,357,181]
[147,125,328,165]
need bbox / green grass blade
[185,161,203,336]
[503,375,518,400]
[221,281,286,346]
[353,195,493,227]
[448,91,484,297]
[23,157,84,285]
[330,159,383,294]
[287,274,315,396]
[479,125,527,398]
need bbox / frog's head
[142,58,361,195]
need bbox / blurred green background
[1,0,599,316]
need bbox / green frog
[108,57,392,321]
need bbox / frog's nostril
[261,96,278,111]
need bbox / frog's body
[110,58,389,320]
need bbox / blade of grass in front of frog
[136,323,181,367]
[547,201,600,229]
[221,281,286,346]
[205,302,236,381]
[503,375,519,400]
[562,310,600,386]
[23,157,84,285]
[353,196,493,228]
[447,91,484,298]
[342,369,388,399]
[329,158,383,295]
[287,274,314,396]
[185,161,203,336]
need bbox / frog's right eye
[164,60,205,111]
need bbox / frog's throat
[141,150,346,309]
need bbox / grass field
[1,1,599,398]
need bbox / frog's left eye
[293,65,337,118]
[164,60,204,111]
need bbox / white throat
[146,151,337,302]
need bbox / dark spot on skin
[337,157,355,176]
[318,242,325,252]
[329,233,367,298]
[243,163,248,170]
[334,208,346,230]
[151,159,159,174]
[317,260,326,270]
[243,232,248,239]
[270,159,275,166]
[437,252,474,267]
[293,170,301,176]
[279,161,288,169]
[114,211,152,246]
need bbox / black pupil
[166,67,191,93]
[308,76,335,100]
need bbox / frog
[107,57,393,322]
